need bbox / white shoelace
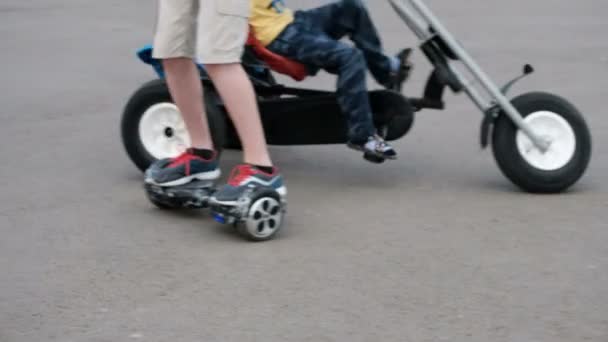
[365,135,393,153]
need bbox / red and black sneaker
[210,164,286,205]
[145,149,220,187]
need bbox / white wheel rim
[516,111,576,171]
[138,103,191,159]
[245,197,282,239]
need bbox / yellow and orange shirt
[250,0,295,46]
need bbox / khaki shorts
[153,0,249,64]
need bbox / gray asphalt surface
[1,1,607,341]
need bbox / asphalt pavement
[1,1,607,341]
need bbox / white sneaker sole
[347,144,397,160]
[210,186,287,206]
[145,169,221,187]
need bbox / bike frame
[388,0,549,151]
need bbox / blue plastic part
[136,45,165,78]
[213,213,227,224]
[136,44,154,64]
[135,44,208,80]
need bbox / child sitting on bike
[250,0,411,160]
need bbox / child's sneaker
[145,148,220,187]
[348,134,398,160]
[210,164,286,205]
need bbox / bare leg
[162,58,214,150]
[205,63,273,167]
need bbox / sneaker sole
[349,144,398,161]
[145,169,221,187]
[210,186,287,207]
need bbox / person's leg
[147,0,220,186]
[162,58,214,149]
[197,0,273,168]
[268,25,397,159]
[268,27,373,143]
[197,0,285,202]
[153,0,213,150]
[297,0,395,85]
[205,63,287,202]
[205,64,272,166]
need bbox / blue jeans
[267,0,394,142]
